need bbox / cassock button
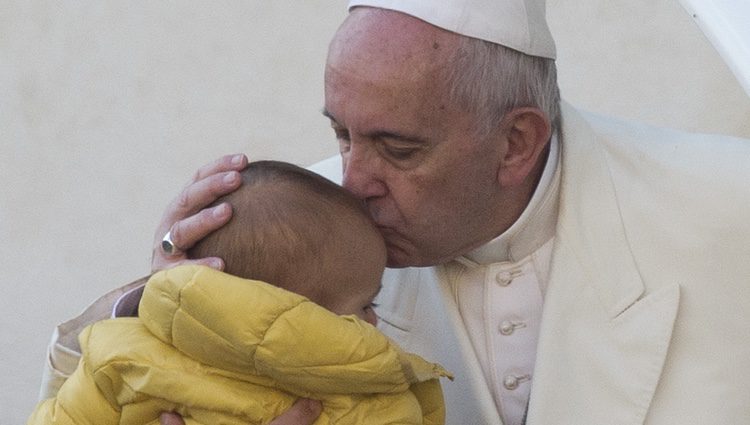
[503,375,520,390]
[495,271,513,286]
[500,321,515,335]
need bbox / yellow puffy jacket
[28,265,451,425]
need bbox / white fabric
[348,0,556,59]
[679,0,750,96]
[374,102,750,424]
[452,240,553,425]
[449,134,559,425]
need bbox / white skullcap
[348,0,556,59]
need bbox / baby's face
[322,221,387,326]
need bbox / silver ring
[161,230,181,256]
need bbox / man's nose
[341,144,387,200]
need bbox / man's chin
[384,243,418,268]
[385,250,412,268]
[385,242,462,268]
[380,229,434,268]
[385,245,435,268]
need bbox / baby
[28,160,449,425]
[188,159,385,326]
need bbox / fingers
[270,399,323,425]
[169,202,233,252]
[151,203,232,272]
[151,154,247,273]
[190,154,248,184]
[161,172,242,237]
[160,412,186,425]
[159,154,247,237]
[152,256,226,274]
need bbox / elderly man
[41,1,750,424]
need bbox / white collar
[460,134,561,266]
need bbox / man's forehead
[329,7,459,70]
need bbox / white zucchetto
[348,0,556,59]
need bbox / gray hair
[446,36,561,139]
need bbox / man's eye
[386,147,417,160]
[333,128,350,141]
[334,130,351,153]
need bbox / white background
[2,1,749,422]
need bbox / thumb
[160,412,186,425]
[270,398,323,425]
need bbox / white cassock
[40,102,750,424]
[319,101,750,424]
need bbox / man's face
[324,9,518,267]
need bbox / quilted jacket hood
[139,265,452,397]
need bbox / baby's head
[188,160,386,325]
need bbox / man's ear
[496,107,552,187]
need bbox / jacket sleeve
[38,277,148,401]
[27,351,120,425]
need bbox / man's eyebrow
[368,130,428,145]
[321,108,427,144]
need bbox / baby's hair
[188,160,375,300]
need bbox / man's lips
[375,223,395,233]
[374,224,402,242]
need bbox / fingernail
[208,258,224,270]
[301,398,322,415]
[223,171,238,185]
[232,154,244,166]
[213,203,231,218]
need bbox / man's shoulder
[565,103,750,158]
[307,155,343,185]
[563,103,750,193]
